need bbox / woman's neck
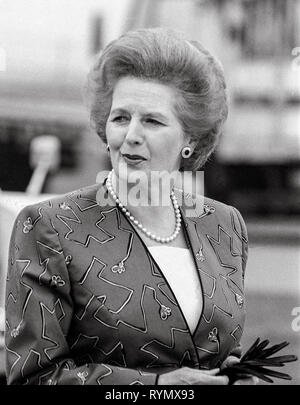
[111,171,175,218]
[110,170,187,246]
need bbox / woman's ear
[188,139,197,153]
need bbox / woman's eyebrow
[110,107,128,115]
[143,112,169,121]
[110,107,169,122]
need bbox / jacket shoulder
[203,196,231,215]
[175,188,231,219]
[202,196,248,242]
[15,183,102,219]
[177,189,247,240]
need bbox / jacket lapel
[93,183,201,369]
[95,183,245,369]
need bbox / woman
[5,28,257,385]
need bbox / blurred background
[0,0,299,384]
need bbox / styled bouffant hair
[86,27,228,170]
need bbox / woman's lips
[121,153,146,165]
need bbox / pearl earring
[181,146,192,158]
[106,144,110,152]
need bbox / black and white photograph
[0,0,299,388]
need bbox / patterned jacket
[5,182,248,385]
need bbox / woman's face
[106,76,190,180]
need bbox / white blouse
[148,246,203,334]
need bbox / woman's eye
[145,118,163,126]
[112,116,128,123]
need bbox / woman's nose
[124,119,144,144]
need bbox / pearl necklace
[106,170,181,243]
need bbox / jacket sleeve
[227,206,249,359]
[5,204,157,385]
[231,206,248,281]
